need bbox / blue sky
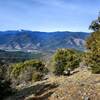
[0,0,100,32]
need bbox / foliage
[9,60,48,84]
[0,50,44,63]
[85,13,100,74]
[0,60,15,99]
[0,78,13,99]
[85,32,100,73]
[89,13,100,31]
[32,72,43,82]
[53,49,81,75]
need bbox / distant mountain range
[0,30,90,52]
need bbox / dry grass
[49,68,100,100]
[6,68,100,100]
[47,75,66,85]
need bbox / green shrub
[10,60,45,78]
[0,78,13,99]
[53,49,80,75]
[32,72,43,82]
[85,13,100,74]
[9,59,47,84]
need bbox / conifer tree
[86,13,100,73]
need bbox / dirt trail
[5,68,100,100]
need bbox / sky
[0,0,100,32]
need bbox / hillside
[5,68,100,100]
[0,30,90,52]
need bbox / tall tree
[86,12,100,73]
[89,12,100,31]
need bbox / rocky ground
[5,68,100,100]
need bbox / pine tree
[86,13,100,73]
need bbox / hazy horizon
[0,29,90,33]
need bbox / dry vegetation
[5,68,100,100]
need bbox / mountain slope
[5,68,100,100]
[0,30,90,52]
